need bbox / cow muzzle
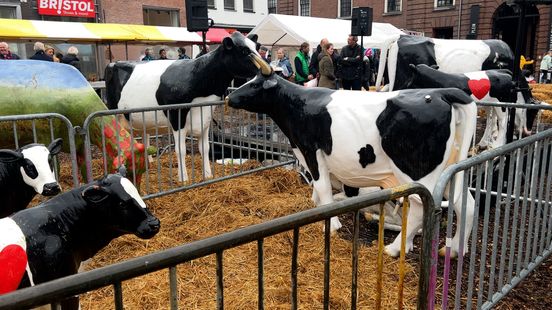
[42,182,61,196]
[135,217,161,239]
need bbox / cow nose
[42,182,61,196]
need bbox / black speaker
[351,7,373,36]
[185,0,209,32]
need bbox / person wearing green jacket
[294,42,314,85]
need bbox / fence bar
[257,239,264,310]
[323,219,330,310]
[488,155,506,300]
[291,228,299,310]
[113,282,123,310]
[351,210,360,310]
[169,266,178,310]
[398,198,409,310]
[375,203,385,310]
[454,172,469,310]
[216,251,224,310]
[465,164,484,310]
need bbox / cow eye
[23,159,39,179]
[242,48,250,56]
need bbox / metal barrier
[0,113,79,188]
[432,128,552,309]
[81,100,294,199]
[0,183,435,310]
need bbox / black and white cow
[378,34,514,92]
[0,138,62,218]
[226,60,478,258]
[0,173,159,308]
[105,32,262,182]
[406,64,537,149]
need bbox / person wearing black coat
[309,38,328,78]
[29,42,53,62]
[61,46,81,72]
[339,35,363,90]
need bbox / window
[268,0,277,14]
[0,5,17,19]
[339,0,352,18]
[244,0,254,12]
[207,0,216,9]
[433,27,453,39]
[143,7,179,27]
[435,0,454,8]
[299,0,310,16]
[385,0,401,13]
[225,0,235,10]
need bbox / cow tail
[450,91,478,202]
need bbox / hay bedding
[37,153,419,309]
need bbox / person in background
[294,42,314,85]
[318,43,337,89]
[270,48,294,80]
[309,38,329,80]
[196,45,210,58]
[259,46,270,63]
[55,52,64,63]
[45,45,60,62]
[30,41,53,62]
[0,41,20,60]
[178,47,190,60]
[339,35,363,90]
[540,50,552,84]
[142,48,154,61]
[61,46,81,72]
[159,49,168,60]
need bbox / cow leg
[491,107,508,148]
[311,150,341,232]
[173,129,189,183]
[477,106,494,150]
[384,195,424,257]
[198,125,212,179]
[439,186,475,258]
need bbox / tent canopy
[250,14,404,50]
[0,18,204,44]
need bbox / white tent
[250,14,404,50]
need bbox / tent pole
[125,42,129,60]
[271,33,287,47]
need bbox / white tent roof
[250,14,404,50]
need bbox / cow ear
[222,37,234,50]
[82,185,110,205]
[0,150,23,163]
[48,138,63,155]
[263,79,277,90]
[408,64,417,71]
[247,34,258,43]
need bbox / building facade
[271,0,551,73]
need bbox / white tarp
[250,14,404,50]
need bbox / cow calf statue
[0,138,63,218]
[0,173,160,309]
[226,59,478,258]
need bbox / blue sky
[0,60,89,89]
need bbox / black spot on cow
[377,88,472,180]
[482,40,514,70]
[394,35,437,90]
[358,144,376,168]
[104,62,136,110]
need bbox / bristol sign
[38,0,96,18]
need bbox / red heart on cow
[467,78,491,100]
[0,244,27,295]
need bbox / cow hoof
[363,213,374,221]
[438,246,459,258]
[384,245,400,258]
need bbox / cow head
[225,57,281,113]
[404,64,440,89]
[219,32,263,79]
[0,138,62,196]
[81,173,159,239]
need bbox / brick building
[272,0,551,74]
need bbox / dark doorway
[492,2,539,61]
[433,27,453,39]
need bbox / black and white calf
[378,34,514,92]
[0,138,62,218]
[226,61,478,258]
[406,64,537,149]
[105,32,262,182]
[0,173,159,308]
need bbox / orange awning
[197,28,230,43]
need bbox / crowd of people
[257,35,382,91]
[0,41,81,72]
